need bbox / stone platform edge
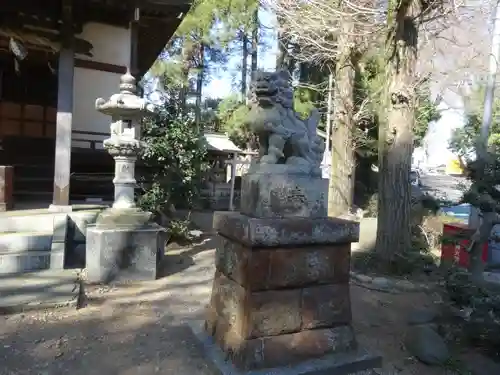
[213,212,359,247]
[188,320,382,375]
[0,297,78,316]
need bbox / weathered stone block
[209,272,302,338]
[86,223,166,283]
[241,172,328,218]
[301,284,352,329]
[0,166,13,211]
[209,314,356,371]
[209,271,246,335]
[207,271,352,343]
[213,212,359,247]
[215,236,351,290]
[266,245,350,288]
[249,288,302,337]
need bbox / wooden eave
[0,0,192,76]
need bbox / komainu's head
[248,70,294,109]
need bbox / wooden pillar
[0,166,13,211]
[130,6,140,76]
[51,0,74,210]
[229,154,238,211]
[129,6,141,138]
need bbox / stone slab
[0,232,53,253]
[207,272,352,341]
[86,222,166,284]
[48,204,73,213]
[215,237,351,290]
[241,173,328,219]
[95,208,153,228]
[0,269,80,314]
[213,212,359,247]
[0,251,65,274]
[189,321,382,375]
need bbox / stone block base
[86,222,166,284]
[240,172,328,218]
[205,213,367,371]
[190,321,381,375]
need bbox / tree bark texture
[251,8,258,80]
[195,44,204,127]
[470,211,500,283]
[276,17,291,71]
[241,30,249,100]
[179,44,192,114]
[375,0,419,260]
[328,20,356,217]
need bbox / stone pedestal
[197,174,381,374]
[85,209,165,284]
[241,171,328,218]
[0,166,13,211]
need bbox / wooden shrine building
[0,0,190,209]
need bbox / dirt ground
[0,237,494,375]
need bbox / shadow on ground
[158,236,217,278]
[0,309,213,375]
[0,245,217,375]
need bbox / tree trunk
[251,8,258,80]
[241,30,249,100]
[470,211,499,283]
[375,0,419,261]
[276,17,290,70]
[328,20,356,217]
[179,44,192,114]
[195,44,204,127]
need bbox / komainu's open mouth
[255,83,277,97]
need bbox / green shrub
[138,108,208,224]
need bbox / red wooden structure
[441,223,488,268]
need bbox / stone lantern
[96,70,153,211]
[86,71,165,284]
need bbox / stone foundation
[204,212,368,372]
[86,221,166,284]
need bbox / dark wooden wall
[0,58,114,202]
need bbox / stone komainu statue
[245,70,325,176]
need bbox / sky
[419,88,468,166]
[203,9,278,98]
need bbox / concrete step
[0,269,80,314]
[0,212,57,233]
[0,250,55,274]
[0,232,53,253]
[0,209,102,235]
